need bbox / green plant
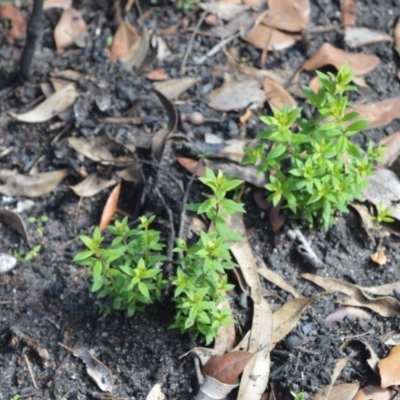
[73,216,167,316]
[370,202,394,227]
[244,64,385,229]
[13,245,41,262]
[290,391,305,400]
[171,169,244,343]
[175,0,198,11]
[9,395,20,400]
[28,215,48,237]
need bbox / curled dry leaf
[342,340,380,374]
[361,281,400,297]
[314,358,349,400]
[344,27,393,48]
[110,20,140,59]
[54,8,88,52]
[0,3,26,38]
[9,84,78,123]
[146,383,166,400]
[0,208,31,246]
[99,183,121,230]
[349,203,375,233]
[324,306,372,325]
[44,0,73,10]
[378,345,400,389]
[353,385,395,400]
[302,43,380,76]
[262,0,310,32]
[154,77,200,100]
[67,137,116,164]
[69,174,118,198]
[202,351,253,385]
[371,249,387,266]
[263,78,297,110]
[327,383,360,400]
[196,375,239,400]
[341,0,357,26]
[199,2,249,21]
[0,169,68,198]
[244,24,299,51]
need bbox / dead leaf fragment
[244,25,299,51]
[324,306,372,325]
[378,345,400,389]
[394,18,400,55]
[153,77,200,100]
[146,383,166,400]
[9,84,78,123]
[302,43,380,76]
[344,27,393,48]
[371,249,387,266]
[0,3,26,38]
[202,351,253,385]
[69,174,117,198]
[99,183,121,230]
[54,8,88,52]
[199,2,249,21]
[67,137,116,164]
[327,383,359,400]
[315,358,349,400]
[263,78,297,110]
[262,0,310,32]
[0,208,31,246]
[146,68,168,81]
[196,375,239,400]
[341,0,357,26]
[44,0,73,10]
[378,131,400,169]
[353,385,395,400]
[110,20,140,59]
[0,169,68,198]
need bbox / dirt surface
[1,0,400,399]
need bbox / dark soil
[1,0,400,399]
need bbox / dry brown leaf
[202,351,253,385]
[353,385,395,400]
[69,174,117,198]
[199,2,249,20]
[361,282,400,297]
[209,78,267,111]
[44,0,73,10]
[244,24,299,51]
[9,84,78,123]
[327,383,359,400]
[197,376,239,400]
[68,137,117,164]
[153,77,200,100]
[349,203,375,233]
[0,3,26,38]
[344,27,393,48]
[371,249,387,266]
[315,358,349,400]
[302,43,380,76]
[378,345,400,389]
[110,20,140,59]
[263,78,297,110]
[394,18,400,55]
[0,169,68,198]
[0,208,31,246]
[350,98,400,129]
[99,183,121,230]
[303,273,400,317]
[146,383,166,400]
[341,0,357,26]
[146,68,168,81]
[54,7,87,52]
[324,306,372,325]
[272,298,313,343]
[378,131,400,169]
[262,0,310,32]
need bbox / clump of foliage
[74,169,244,344]
[370,202,394,228]
[244,64,384,229]
[28,215,48,237]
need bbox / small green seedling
[176,0,198,10]
[370,202,394,227]
[245,64,385,229]
[28,215,48,237]
[9,395,20,400]
[290,391,305,400]
[14,245,41,262]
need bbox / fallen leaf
[0,3,26,38]
[244,24,300,51]
[0,208,31,246]
[199,2,249,20]
[214,300,236,354]
[371,249,387,266]
[110,20,140,59]
[314,358,349,400]
[344,27,393,48]
[0,169,68,198]
[361,282,400,297]
[181,347,221,366]
[153,77,200,100]
[117,166,146,183]
[378,345,400,389]
[342,340,380,374]
[324,306,372,325]
[262,0,310,32]
[146,383,166,400]
[349,203,375,233]
[394,18,400,55]
[263,78,297,110]
[0,254,18,274]
[69,174,118,198]
[272,298,313,343]
[302,43,380,76]
[54,7,88,52]
[67,137,116,164]
[202,351,253,384]
[378,131,400,169]
[44,0,73,9]
[197,375,239,400]
[209,77,267,111]
[146,68,168,81]
[327,383,359,400]
[99,183,121,230]
[353,385,395,400]
[9,84,78,123]
[303,273,400,317]
[385,333,400,346]
[341,0,357,26]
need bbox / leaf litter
[378,345,400,389]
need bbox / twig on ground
[24,353,38,389]
[180,12,207,75]
[194,33,239,65]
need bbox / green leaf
[267,144,287,160]
[138,282,150,299]
[73,250,94,262]
[198,198,217,214]
[345,119,369,135]
[219,179,243,193]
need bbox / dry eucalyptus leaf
[324,306,372,325]
[371,249,387,266]
[110,20,140,59]
[353,385,395,400]
[361,282,400,297]
[378,131,400,169]
[303,273,400,317]
[153,77,200,100]
[344,27,393,48]
[378,345,400,389]
[196,375,239,400]
[69,174,117,198]
[314,358,349,400]
[0,3,26,38]
[99,183,121,230]
[262,0,310,32]
[272,298,313,343]
[209,78,267,111]
[0,208,31,246]
[302,43,380,76]
[327,383,360,400]
[117,166,146,183]
[394,18,400,55]
[263,78,297,110]
[9,84,78,123]
[349,203,375,233]
[199,2,249,20]
[67,137,116,164]
[146,68,168,81]
[146,383,166,400]
[44,0,72,9]
[244,24,299,51]
[0,254,18,274]
[54,7,88,51]
[0,169,68,198]
[181,347,221,366]
[341,0,357,25]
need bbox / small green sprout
[290,391,305,400]
[13,245,41,262]
[28,215,48,237]
[370,202,394,226]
